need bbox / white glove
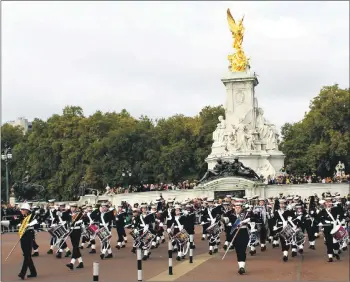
[183,210,188,216]
[310,211,314,215]
[35,210,40,215]
[109,207,114,211]
[223,217,229,224]
[273,226,278,231]
[201,222,204,225]
[297,215,302,220]
[241,218,251,224]
[143,225,149,232]
[28,219,38,227]
[75,220,83,225]
[159,223,164,227]
[167,228,171,233]
[318,223,323,226]
[115,217,119,221]
[325,220,331,223]
[57,211,62,217]
[283,222,287,228]
[211,220,215,225]
[227,223,232,226]
[316,209,320,214]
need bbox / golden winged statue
[226,8,249,72]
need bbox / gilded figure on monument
[226,8,249,72]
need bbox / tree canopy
[1,84,348,201]
[280,84,349,176]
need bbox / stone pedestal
[206,67,285,179]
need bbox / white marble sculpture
[206,70,285,179]
[335,161,345,177]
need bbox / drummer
[318,197,342,262]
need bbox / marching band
[2,192,350,279]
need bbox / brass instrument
[71,210,83,225]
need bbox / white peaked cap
[21,203,31,211]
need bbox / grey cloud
[2,1,349,129]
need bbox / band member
[56,203,72,258]
[31,205,41,257]
[91,202,114,259]
[273,199,295,261]
[318,197,342,262]
[305,196,318,250]
[223,202,235,251]
[45,199,57,254]
[115,204,127,249]
[225,202,253,275]
[202,198,221,255]
[169,204,188,261]
[18,203,38,280]
[86,204,98,253]
[80,205,91,249]
[66,203,84,270]
[139,204,152,260]
[255,198,268,252]
[129,207,142,254]
[182,204,196,250]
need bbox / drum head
[330,225,340,235]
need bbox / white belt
[71,227,81,230]
[240,226,247,229]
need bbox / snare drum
[248,231,258,247]
[96,226,112,243]
[87,224,99,238]
[206,223,221,238]
[294,229,305,245]
[331,225,349,241]
[173,229,189,245]
[130,229,139,240]
[279,225,296,244]
[140,230,156,249]
[48,224,68,239]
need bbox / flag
[230,218,241,235]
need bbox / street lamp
[1,143,13,203]
[121,169,132,189]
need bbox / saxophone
[18,214,32,238]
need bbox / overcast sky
[2,1,349,130]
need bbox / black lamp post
[1,143,13,203]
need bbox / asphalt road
[1,227,349,282]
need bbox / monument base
[206,151,284,180]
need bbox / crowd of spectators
[265,173,350,185]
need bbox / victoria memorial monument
[205,9,285,180]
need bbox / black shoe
[176,256,181,261]
[151,245,155,249]
[32,252,39,257]
[309,245,315,250]
[328,258,333,262]
[335,254,340,260]
[338,250,342,254]
[47,249,53,254]
[116,245,121,249]
[89,249,96,254]
[181,255,185,259]
[131,248,136,253]
[142,255,148,261]
[147,252,151,258]
[292,252,297,257]
[298,249,303,254]
[18,273,25,280]
[27,274,37,278]
[56,252,62,259]
[250,250,256,256]
[121,245,126,248]
[79,246,84,249]
[213,248,218,253]
[193,245,196,249]
[272,244,276,248]
[66,263,74,270]
[209,250,213,255]
[105,254,113,259]
[161,239,165,243]
[223,245,228,250]
[172,249,177,253]
[201,237,205,241]
[238,267,245,275]
[65,250,72,257]
[342,246,348,251]
[100,254,105,260]
[261,246,266,252]
[283,256,288,262]
[76,262,84,269]
[87,244,92,248]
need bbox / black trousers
[280,236,290,252]
[32,238,39,251]
[232,228,249,261]
[306,223,316,242]
[20,231,37,276]
[259,225,267,244]
[116,228,126,242]
[324,227,339,255]
[70,230,82,259]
